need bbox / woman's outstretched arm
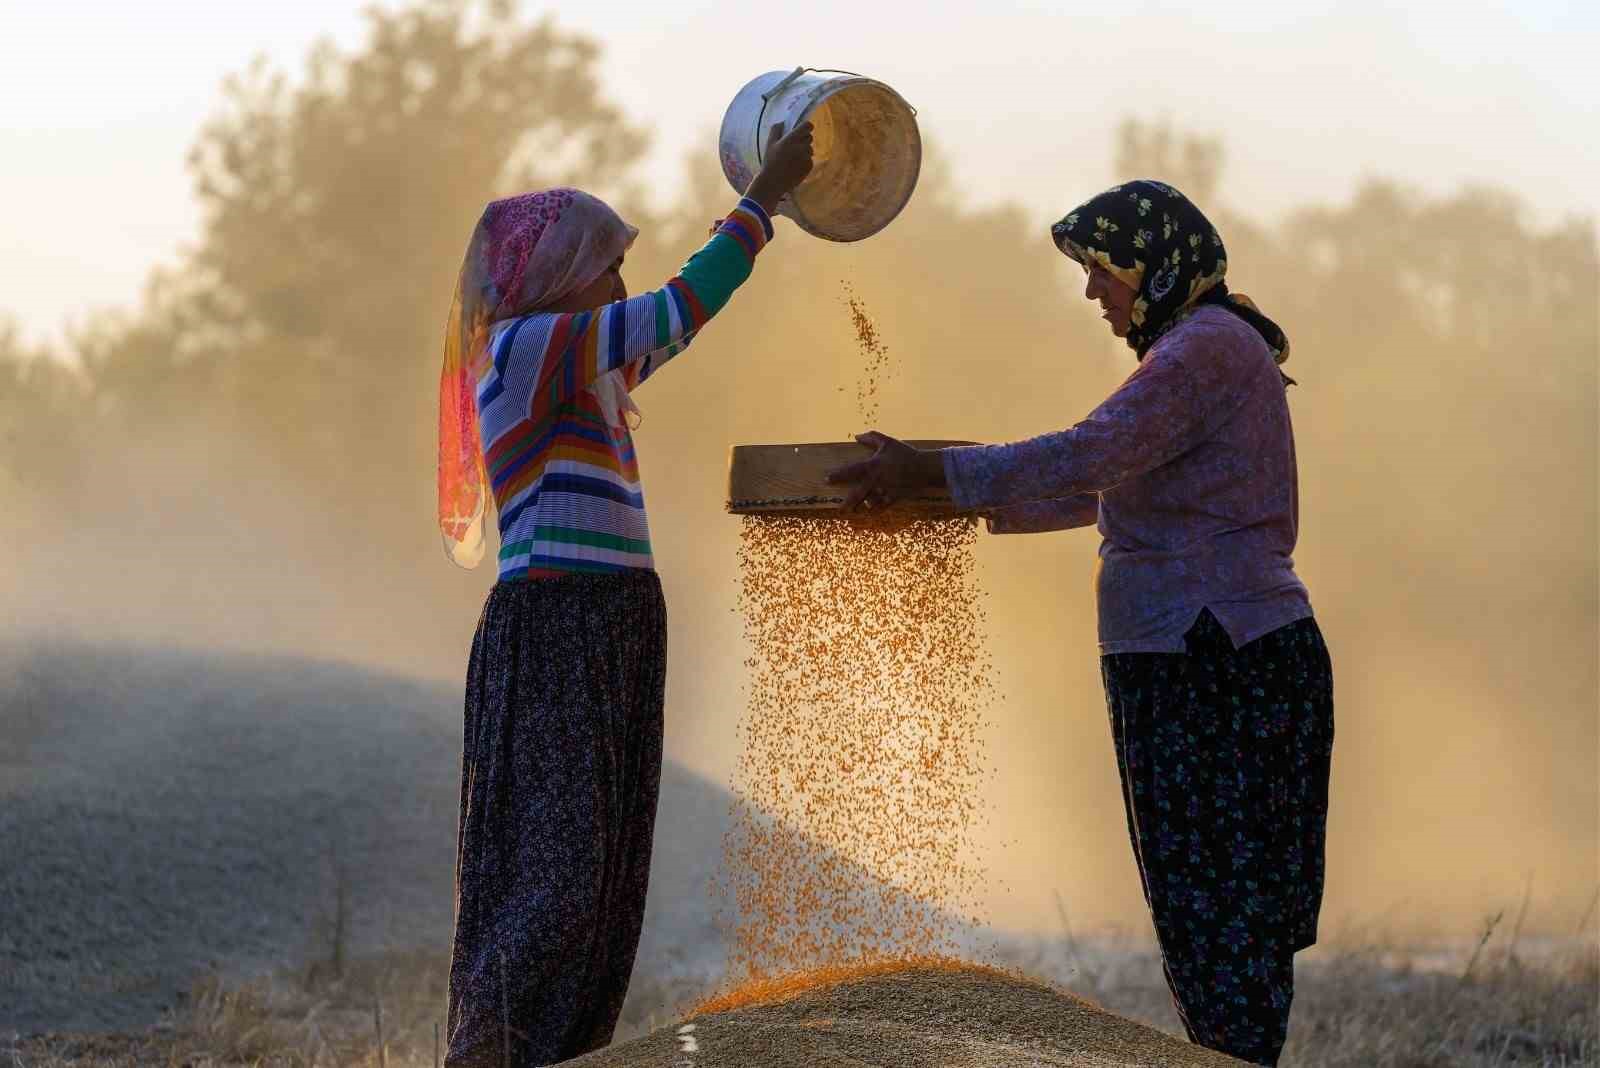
[944,317,1261,511]
[484,123,813,424]
[828,318,1255,513]
[480,198,771,425]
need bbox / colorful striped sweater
[476,197,774,581]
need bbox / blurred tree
[1113,118,1223,205]
[0,321,85,516]
[81,0,653,529]
[1275,180,1598,610]
[0,0,1592,925]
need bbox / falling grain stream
[715,290,998,987]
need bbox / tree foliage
[0,0,1594,930]
[80,0,649,514]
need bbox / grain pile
[572,961,1249,1068]
[717,512,995,980]
[690,954,1019,1017]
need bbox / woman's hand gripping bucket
[718,68,922,242]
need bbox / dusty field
[5,931,1594,1067]
[3,640,1594,1066]
[0,640,728,1036]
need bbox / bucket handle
[754,67,917,163]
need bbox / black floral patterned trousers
[1100,607,1334,1067]
[447,571,667,1067]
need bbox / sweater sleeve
[983,493,1099,534]
[484,197,774,424]
[943,315,1251,513]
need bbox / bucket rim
[755,73,917,165]
[719,69,923,243]
[787,83,922,242]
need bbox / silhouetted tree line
[1,0,1593,928]
[0,0,1592,638]
[2,1,1590,561]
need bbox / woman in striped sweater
[435,123,814,1066]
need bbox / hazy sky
[3,0,1596,346]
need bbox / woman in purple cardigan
[829,179,1334,1067]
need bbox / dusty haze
[0,1,1594,941]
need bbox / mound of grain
[568,961,1244,1067]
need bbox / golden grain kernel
[713,513,996,983]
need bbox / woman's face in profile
[546,255,627,314]
[1083,261,1137,339]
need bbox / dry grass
[1000,915,1600,1068]
[6,947,449,1068]
[1281,936,1597,1066]
[7,916,1594,1067]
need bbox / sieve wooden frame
[727,441,978,517]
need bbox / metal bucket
[718,68,921,243]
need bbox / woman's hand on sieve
[826,431,947,512]
[746,120,815,215]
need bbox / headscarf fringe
[1051,180,1294,384]
[436,189,638,567]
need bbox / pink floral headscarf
[437,188,639,567]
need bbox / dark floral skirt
[446,570,667,1067]
[1101,607,1334,1067]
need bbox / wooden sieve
[726,440,977,517]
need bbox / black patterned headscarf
[1051,179,1295,386]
